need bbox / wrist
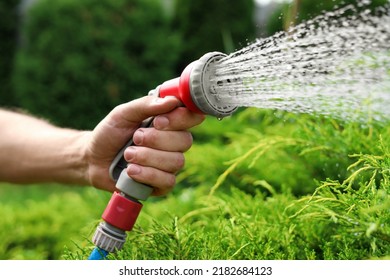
[67,130,91,186]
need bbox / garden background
[0,0,389,260]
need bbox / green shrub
[2,108,388,260]
[64,109,389,260]
[13,0,180,129]
[179,109,389,196]
[0,183,109,259]
[68,143,390,260]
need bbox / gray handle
[116,169,153,200]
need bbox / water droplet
[210,4,390,123]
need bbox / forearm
[0,109,90,186]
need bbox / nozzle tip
[190,52,237,118]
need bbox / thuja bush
[0,184,108,260]
[13,0,180,129]
[67,110,389,260]
[3,110,387,260]
[179,109,388,196]
[69,144,389,260]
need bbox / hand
[84,95,205,195]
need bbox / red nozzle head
[157,52,237,118]
[158,62,203,114]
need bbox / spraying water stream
[211,3,390,122]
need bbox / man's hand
[0,96,204,195]
[85,96,205,195]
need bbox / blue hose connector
[88,247,109,260]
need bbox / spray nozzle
[90,52,238,259]
[156,52,237,118]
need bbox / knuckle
[145,129,158,146]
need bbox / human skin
[0,96,205,196]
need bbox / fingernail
[154,97,165,104]
[155,96,180,105]
[154,116,169,129]
[133,129,144,145]
[127,164,141,175]
[124,147,136,161]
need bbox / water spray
[88,52,236,260]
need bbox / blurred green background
[2,0,386,129]
[0,0,389,260]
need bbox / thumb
[110,95,182,128]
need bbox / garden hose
[88,52,237,260]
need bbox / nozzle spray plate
[189,52,237,118]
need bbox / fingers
[153,107,205,131]
[132,129,193,152]
[126,164,176,196]
[124,146,185,173]
[110,96,205,196]
[124,147,184,196]
[123,129,191,195]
